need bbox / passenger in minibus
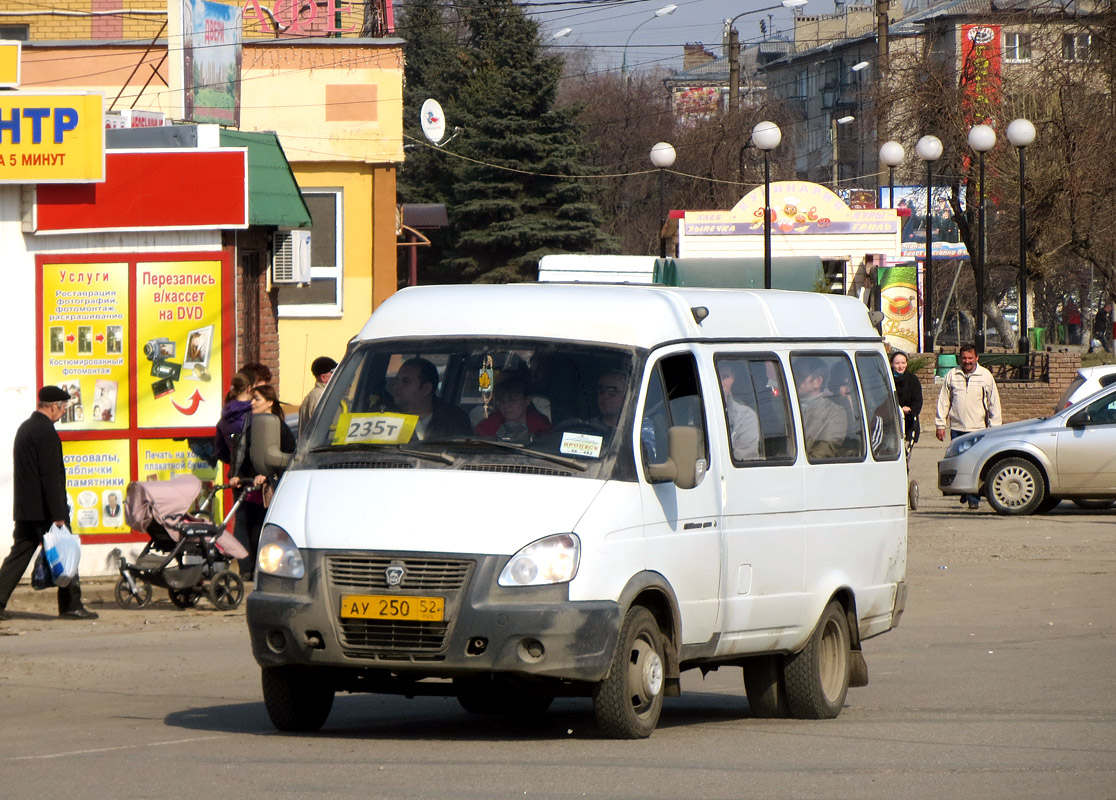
[474,374,552,444]
[718,365,760,461]
[390,358,472,442]
[794,358,848,460]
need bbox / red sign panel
[961,24,1002,127]
[35,149,248,234]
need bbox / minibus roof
[356,284,882,348]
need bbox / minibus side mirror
[646,426,704,489]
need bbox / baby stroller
[115,475,249,611]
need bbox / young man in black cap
[0,386,98,621]
[297,355,337,435]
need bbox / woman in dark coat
[890,351,923,448]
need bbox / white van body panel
[269,469,606,555]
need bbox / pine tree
[397,0,614,283]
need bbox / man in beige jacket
[935,343,1002,509]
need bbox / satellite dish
[420,99,446,144]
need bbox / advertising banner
[0,92,105,183]
[42,261,131,430]
[879,263,920,354]
[135,259,225,429]
[685,181,900,236]
[37,252,233,543]
[63,439,131,535]
[182,0,243,126]
[961,25,1001,128]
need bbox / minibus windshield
[300,338,637,469]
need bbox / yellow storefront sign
[0,41,19,88]
[0,92,104,183]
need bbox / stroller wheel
[169,588,202,609]
[908,479,920,510]
[114,576,152,609]
[208,570,245,611]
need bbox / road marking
[10,735,224,760]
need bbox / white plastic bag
[42,523,81,588]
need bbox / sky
[524,0,830,75]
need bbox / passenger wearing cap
[0,386,98,622]
[298,355,337,435]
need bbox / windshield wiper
[449,437,589,472]
[310,442,456,465]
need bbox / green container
[936,353,957,378]
[1029,327,1046,351]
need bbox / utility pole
[875,0,890,192]
[728,26,740,114]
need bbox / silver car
[938,381,1116,515]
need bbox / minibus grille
[318,460,415,470]
[463,464,571,477]
[339,619,448,653]
[328,556,472,591]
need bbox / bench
[977,352,1049,383]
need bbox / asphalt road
[2,440,1114,799]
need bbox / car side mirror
[646,426,705,489]
[1068,410,1091,428]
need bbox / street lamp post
[879,140,904,209]
[831,115,854,189]
[650,142,676,258]
[916,135,943,352]
[968,124,997,353]
[621,5,676,79]
[1007,118,1036,354]
[725,0,808,113]
[751,120,782,289]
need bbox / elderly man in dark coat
[0,386,98,621]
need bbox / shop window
[277,189,343,316]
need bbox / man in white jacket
[935,344,1002,509]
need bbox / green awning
[219,130,312,228]
[653,257,825,292]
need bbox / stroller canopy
[124,474,202,532]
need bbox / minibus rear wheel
[262,666,334,732]
[784,601,850,719]
[593,606,666,739]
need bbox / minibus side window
[640,353,708,475]
[856,352,903,460]
[790,353,866,463]
[715,354,796,466]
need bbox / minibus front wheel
[262,665,335,732]
[783,601,850,719]
[593,606,666,738]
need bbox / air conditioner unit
[272,230,312,284]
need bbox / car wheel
[1071,499,1115,510]
[593,606,666,739]
[783,601,851,719]
[261,666,334,732]
[985,457,1045,515]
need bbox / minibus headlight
[946,433,984,458]
[257,524,305,579]
[498,534,580,587]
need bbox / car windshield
[296,338,638,477]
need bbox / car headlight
[256,524,305,579]
[946,433,984,458]
[498,533,580,587]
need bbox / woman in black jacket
[230,384,294,579]
[890,351,923,450]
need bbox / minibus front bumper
[246,549,620,684]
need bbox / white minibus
[246,283,907,738]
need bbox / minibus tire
[593,606,666,739]
[262,666,334,732]
[742,655,790,718]
[784,601,850,719]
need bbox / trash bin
[936,353,958,378]
[1029,327,1046,351]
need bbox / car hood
[267,468,607,554]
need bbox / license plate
[339,594,445,621]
